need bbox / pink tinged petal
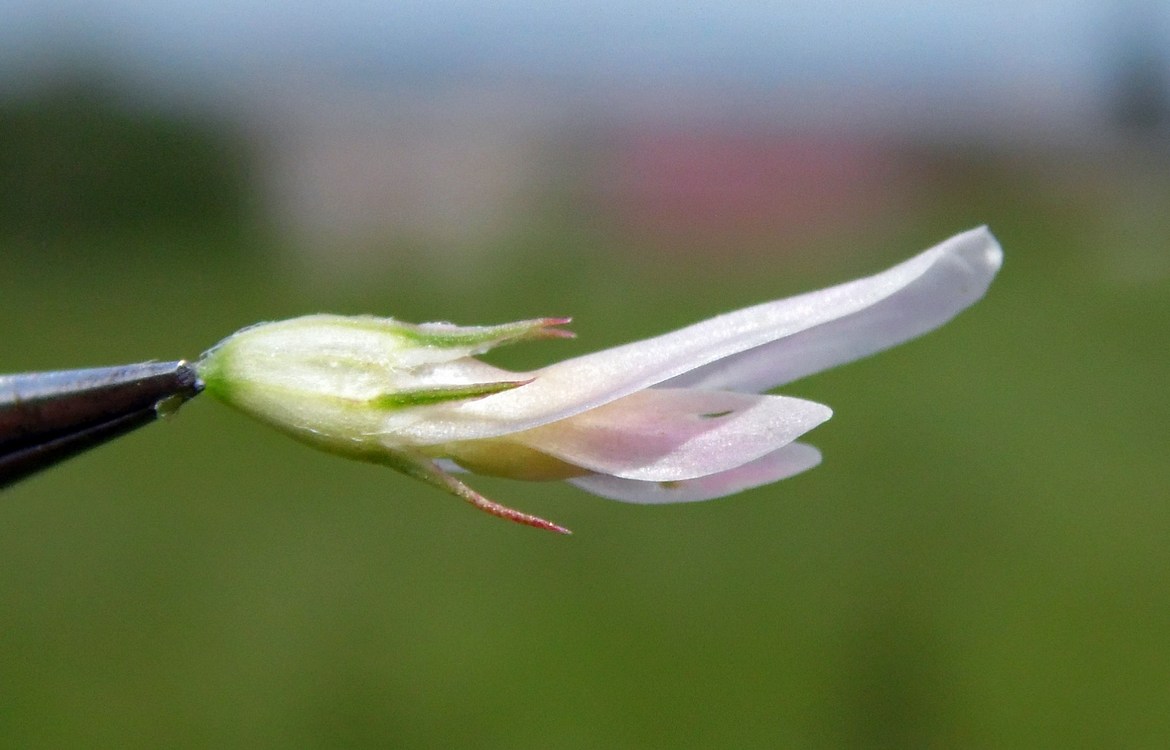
[394,228,1001,444]
[568,443,823,504]
[504,388,831,482]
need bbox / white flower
[197,227,1003,533]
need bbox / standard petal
[568,443,822,504]
[494,388,830,482]
[662,226,1003,391]
[391,228,1001,444]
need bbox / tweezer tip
[0,359,206,488]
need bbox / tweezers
[0,361,202,488]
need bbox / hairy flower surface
[197,227,1003,533]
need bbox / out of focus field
[3,33,1170,749]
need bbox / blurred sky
[4,0,1168,258]
[1,1,1166,99]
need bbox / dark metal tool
[0,361,202,488]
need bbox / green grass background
[2,109,1169,747]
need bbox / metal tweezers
[0,361,202,488]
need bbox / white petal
[568,443,823,504]
[663,227,1003,391]
[392,228,1001,444]
[505,388,831,481]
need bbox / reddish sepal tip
[537,317,576,340]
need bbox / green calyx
[193,312,577,535]
[318,315,573,352]
[193,313,559,455]
[366,379,533,409]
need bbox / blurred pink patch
[600,128,918,247]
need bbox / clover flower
[197,227,1002,533]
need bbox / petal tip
[960,225,1004,274]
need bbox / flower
[197,227,1002,534]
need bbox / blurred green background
[3,4,1170,747]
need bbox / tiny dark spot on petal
[699,410,734,419]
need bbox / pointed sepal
[379,447,572,534]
